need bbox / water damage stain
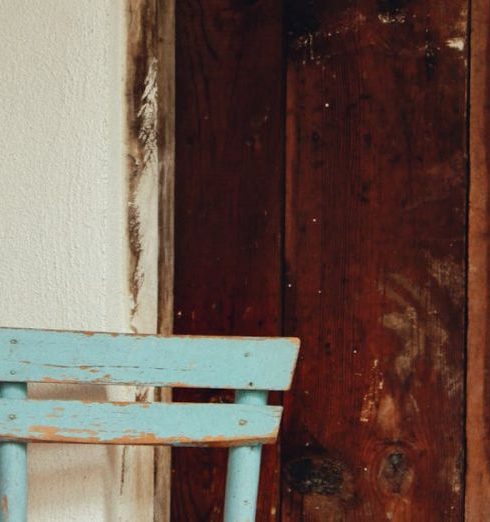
[284,453,354,501]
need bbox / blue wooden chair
[0,328,299,521]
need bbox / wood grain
[173,1,284,519]
[0,328,298,390]
[126,2,164,519]
[282,1,468,520]
[155,1,175,519]
[466,0,490,519]
[0,400,281,447]
[126,0,161,335]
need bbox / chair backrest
[0,327,299,521]
[0,328,298,446]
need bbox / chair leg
[224,390,267,522]
[0,383,27,522]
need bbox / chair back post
[0,383,27,522]
[223,389,268,522]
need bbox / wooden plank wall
[172,1,284,519]
[172,0,469,520]
[466,0,490,520]
[282,1,467,520]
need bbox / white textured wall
[0,1,154,520]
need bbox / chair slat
[0,328,299,390]
[0,399,282,446]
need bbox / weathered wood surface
[126,1,167,519]
[0,328,298,390]
[126,0,161,334]
[155,0,175,519]
[0,400,281,446]
[466,0,490,519]
[173,1,284,519]
[282,1,468,520]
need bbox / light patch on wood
[380,272,458,395]
[446,37,465,51]
[426,253,464,306]
[378,12,406,24]
[376,394,400,435]
[359,358,384,424]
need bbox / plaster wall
[0,1,154,519]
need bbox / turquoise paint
[0,399,281,446]
[0,328,299,390]
[224,390,267,522]
[0,384,27,522]
[0,328,300,520]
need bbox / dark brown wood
[466,0,490,519]
[173,1,284,519]
[282,1,468,520]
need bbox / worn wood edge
[126,0,160,336]
[0,433,279,448]
[0,332,299,390]
[154,0,174,515]
[2,376,296,392]
[157,0,175,338]
[0,400,282,447]
[466,0,490,519]
[0,326,300,346]
[0,433,279,447]
[125,0,162,516]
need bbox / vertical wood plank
[155,1,175,521]
[466,0,490,519]
[126,1,164,519]
[126,0,160,335]
[173,1,284,519]
[282,1,468,520]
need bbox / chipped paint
[1,495,8,518]
[0,399,282,447]
[0,327,300,390]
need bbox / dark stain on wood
[378,451,413,495]
[126,0,159,323]
[377,0,410,16]
[284,0,321,41]
[284,453,354,500]
[424,31,439,80]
